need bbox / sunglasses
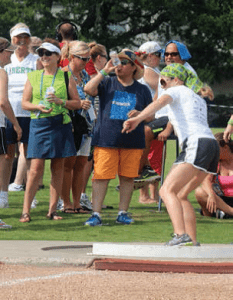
[164,52,179,57]
[38,49,53,57]
[120,59,133,66]
[160,77,175,87]
[153,52,161,58]
[74,55,90,62]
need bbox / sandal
[74,208,89,214]
[46,211,63,220]
[62,208,75,214]
[19,213,31,223]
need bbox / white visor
[36,42,61,55]
[10,27,31,38]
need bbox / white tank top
[4,53,38,117]
[0,67,6,127]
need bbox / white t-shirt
[155,62,197,119]
[0,67,6,127]
[161,85,214,147]
[138,65,160,99]
[4,53,38,117]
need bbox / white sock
[93,212,101,218]
[118,210,126,216]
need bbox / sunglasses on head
[164,52,179,57]
[120,59,133,66]
[38,49,53,57]
[74,55,90,62]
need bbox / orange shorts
[93,147,143,180]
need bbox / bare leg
[48,158,65,218]
[118,176,134,211]
[61,156,76,209]
[160,163,207,243]
[21,158,45,217]
[92,179,110,213]
[13,143,27,186]
[138,183,156,204]
[139,126,154,173]
[2,144,15,191]
[149,181,160,202]
[72,156,88,209]
[81,159,93,194]
[195,186,233,216]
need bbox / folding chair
[158,134,179,211]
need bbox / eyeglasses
[74,55,90,62]
[153,52,161,58]
[38,49,53,57]
[164,52,179,57]
[120,59,132,66]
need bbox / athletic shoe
[80,194,92,211]
[216,209,225,219]
[134,166,161,183]
[31,198,38,209]
[0,197,9,208]
[116,212,134,225]
[165,233,192,246]
[0,219,12,229]
[56,198,64,211]
[8,183,24,192]
[84,214,102,226]
[115,185,120,191]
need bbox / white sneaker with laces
[0,219,12,229]
[80,193,92,211]
[8,183,24,192]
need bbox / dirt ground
[0,263,233,300]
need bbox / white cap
[10,27,31,38]
[36,42,61,55]
[139,41,162,54]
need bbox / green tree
[0,0,232,83]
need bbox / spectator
[29,36,42,55]
[0,37,22,228]
[123,63,219,246]
[60,41,93,214]
[2,23,42,208]
[136,41,163,204]
[195,132,233,219]
[79,41,108,211]
[83,49,152,226]
[19,39,81,222]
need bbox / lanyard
[40,68,58,99]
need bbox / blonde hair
[61,41,90,61]
[88,41,106,62]
[198,84,214,101]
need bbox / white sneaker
[0,219,12,229]
[8,183,24,192]
[0,192,9,208]
[80,193,92,211]
[56,198,64,211]
[31,198,38,209]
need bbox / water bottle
[43,86,55,109]
[109,51,121,66]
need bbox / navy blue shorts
[27,114,76,159]
[146,116,169,139]
[0,127,7,155]
[174,137,219,174]
[6,117,30,144]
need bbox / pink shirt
[218,175,233,197]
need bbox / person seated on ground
[195,132,233,219]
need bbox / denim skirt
[27,114,76,159]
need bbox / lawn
[1,128,232,244]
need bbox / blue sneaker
[84,214,102,226]
[116,212,134,225]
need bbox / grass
[0,128,232,244]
